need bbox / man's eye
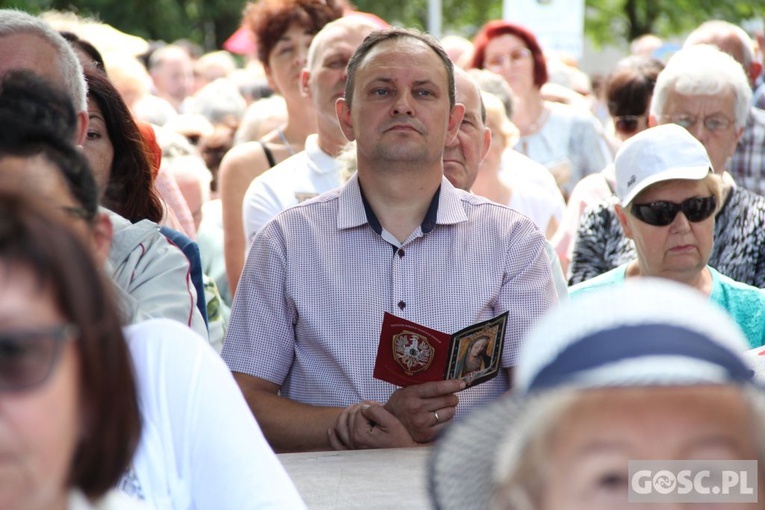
[372,89,389,96]
[416,89,434,98]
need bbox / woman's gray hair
[0,9,87,112]
[490,385,765,510]
[650,44,750,130]
[491,388,578,510]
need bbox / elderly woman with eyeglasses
[570,45,765,290]
[570,124,765,348]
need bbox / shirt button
[397,249,405,258]
[398,301,406,310]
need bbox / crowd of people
[2,1,765,508]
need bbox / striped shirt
[222,174,558,417]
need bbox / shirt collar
[337,174,468,232]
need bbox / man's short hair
[0,70,98,220]
[0,9,87,112]
[344,28,456,110]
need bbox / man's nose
[392,92,415,116]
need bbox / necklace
[521,104,550,136]
[277,127,296,156]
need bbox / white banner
[502,0,585,60]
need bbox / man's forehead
[0,33,63,83]
[358,38,446,81]
[314,25,372,61]
[455,74,481,119]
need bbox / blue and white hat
[429,279,755,510]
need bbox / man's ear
[90,211,113,269]
[336,97,355,142]
[75,110,88,146]
[445,102,465,146]
[300,68,311,98]
[480,126,491,161]
[615,204,633,239]
[648,115,658,128]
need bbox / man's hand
[329,402,417,450]
[384,379,465,443]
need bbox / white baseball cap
[615,123,713,206]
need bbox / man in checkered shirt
[222,28,558,452]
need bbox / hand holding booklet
[373,311,509,388]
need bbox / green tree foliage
[0,0,761,50]
[0,0,246,50]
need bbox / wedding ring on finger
[433,410,440,425]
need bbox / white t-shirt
[500,149,565,212]
[242,134,342,244]
[121,319,306,510]
[506,178,565,235]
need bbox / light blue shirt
[570,264,765,348]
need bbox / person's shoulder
[713,267,765,299]
[123,319,210,368]
[248,150,309,190]
[569,264,627,298]
[219,140,271,174]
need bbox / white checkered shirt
[222,174,558,418]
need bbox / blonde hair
[482,91,518,149]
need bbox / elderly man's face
[656,89,742,174]
[337,38,463,169]
[540,385,760,510]
[443,72,490,191]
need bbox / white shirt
[122,319,306,510]
[242,134,342,244]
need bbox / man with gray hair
[571,44,765,290]
[0,9,208,338]
[683,20,765,197]
[224,27,557,452]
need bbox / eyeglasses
[663,114,734,132]
[0,324,77,391]
[61,206,94,222]
[485,48,532,68]
[614,115,646,134]
[631,195,717,226]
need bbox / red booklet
[373,312,508,388]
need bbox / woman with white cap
[569,123,765,347]
[429,280,765,510]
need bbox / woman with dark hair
[552,55,663,272]
[0,189,143,509]
[470,20,612,196]
[219,0,343,295]
[82,68,164,224]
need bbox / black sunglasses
[631,196,717,226]
[0,324,77,391]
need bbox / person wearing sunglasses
[570,124,765,347]
[571,45,765,292]
[553,55,663,274]
[0,189,145,509]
